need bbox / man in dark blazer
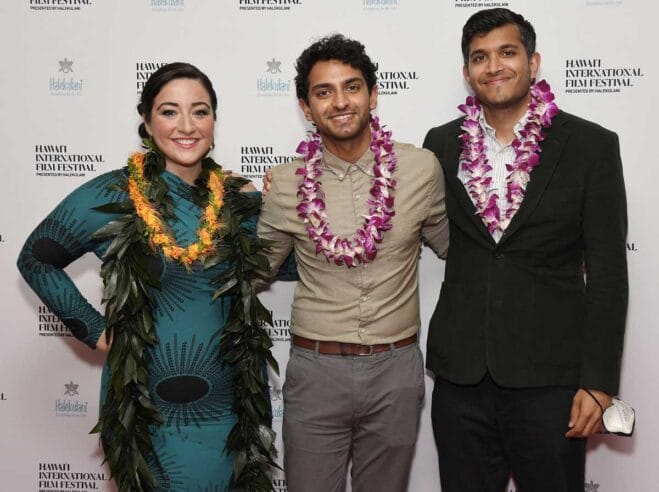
[423,8,628,492]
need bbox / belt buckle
[357,344,374,356]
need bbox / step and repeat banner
[1,1,656,491]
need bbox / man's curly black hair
[295,34,378,103]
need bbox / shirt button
[359,328,365,333]
[354,194,361,200]
[361,296,368,302]
[338,173,344,180]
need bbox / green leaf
[203,254,224,269]
[245,253,271,272]
[120,400,136,430]
[104,234,130,259]
[238,234,252,255]
[115,268,132,313]
[93,200,134,214]
[211,277,238,300]
[92,217,131,240]
[234,450,247,479]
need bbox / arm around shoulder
[421,152,449,258]
[255,164,296,285]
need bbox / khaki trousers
[282,342,425,492]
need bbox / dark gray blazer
[423,110,628,394]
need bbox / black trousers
[431,375,586,492]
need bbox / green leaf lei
[91,146,278,491]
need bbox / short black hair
[137,62,218,139]
[295,34,378,103]
[461,8,536,64]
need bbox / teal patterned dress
[18,169,258,491]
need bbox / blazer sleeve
[579,131,628,394]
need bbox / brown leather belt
[292,334,417,356]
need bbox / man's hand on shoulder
[566,388,612,438]
[262,169,273,197]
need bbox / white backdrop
[1,1,656,491]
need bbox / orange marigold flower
[131,152,145,168]
[199,229,212,245]
[152,233,170,245]
[128,158,224,266]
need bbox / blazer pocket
[428,282,485,361]
[528,284,585,367]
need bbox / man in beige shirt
[258,34,448,492]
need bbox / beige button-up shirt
[258,141,448,344]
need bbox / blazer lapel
[443,123,496,245]
[498,112,570,245]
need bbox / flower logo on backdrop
[374,61,419,96]
[34,144,104,178]
[564,57,643,94]
[266,58,282,74]
[50,58,84,96]
[55,381,88,417]
[240,145,295,179]
[38,462,108,491]
[150,0,185,11]
[58,58,74,73]
[585,480,600,491]
[29,0,93,12]
[38,305,73,337]
[136,61,168,94]
[363,0,398,10]
[269,384,284,422]
[454,0,510,7]
[238,0,302,12]
[64,381,79,396]
[257,58,292,96]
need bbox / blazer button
[494,252,504,259]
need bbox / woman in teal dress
[17,63,277,491]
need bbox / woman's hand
[95,330,112,352]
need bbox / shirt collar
[479,111,528,144]
[322,144,375,178]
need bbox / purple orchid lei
[458,79,559,235]
[295,116,397,267]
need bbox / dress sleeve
[17,171,128,349]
